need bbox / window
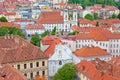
[42,71,45,76]
[36,71,39,75]
[116,50,118,53]
[30,72,33,79]
[36,62,39,67]
[42,61,45,66]
[106,44,107,47]
[30,63,33,68]
[24,64,27,69]
[24,73,27,77]
[59,61,62,65]
[116,44,119,48]
[12,65,14,67]
[17,65,20,70]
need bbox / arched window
[59,61,62,65]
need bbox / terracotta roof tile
[78,18,92,24]
[75,29,120,41]
[26,24,44,30]
[3,12,16,16]
[76,60,118,80]
[0,22,14,27]
[73,46,109,57]
[0,64,27,80]
[0,35,48,64]
[41,36,63,56]
[38,10,63,24]
[109,56,120,66]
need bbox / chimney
[11,34,13,39]
[4,35,7,39]
[7,34,10,39]
[15,37,19,45]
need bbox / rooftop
[0,64,27,80]
[0,35,48,64]
[76,59,119,80]
[73,46,109,57]
[38,10,63,24]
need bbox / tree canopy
[93,13,98,20]
[117,13,120,19]
[84,14,94,20]
[111,13,117,18]
[68,31,78,35]
[0,16,8,22]
[51,27,57,35]
[0,26,25,38]
[53,63,76,80]
[96,22,99,27]
[0,26,9,36]
[41,30,50,38]
[68,0,120,8]
[30,33,40,47]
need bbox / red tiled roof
[0,22,14,27]
[44,42,56,57]
[55,2,67,7]
[73,46,109,57]
[0,64,27,80]
[41,36,63,56]
[76,60,118,80]
[109,56,120,66]
[78,18,92,24]
[6,5,16,9]
[0,22,20,28]
[75,29,120,41]
[38,10,63,24]
[0,35,48,64]
[41,36,63,45]
[72,25,104,33]
[87,4,119,13]
[26,24,44,30]
[14,18,34,22]
[3,12,16,16]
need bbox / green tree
[68,31,78,35]
[53,63,76,80]
[117,13,120,19]
[68,0,119,7]
[0,26,9,36]
[41,30,50,38]
[84,14,94,20]
[30,33,40,47]
[111,13,117,18]
[68,0,81,4]
[93,13,99,20]
[0,16,8,22]
[8,27,25,38]
[0,26,25,38]
[96,22,99,27]
[51,27,57,35]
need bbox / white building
[48,0,68,4]
[26,24,45,36]
[48,44,73,79]
[62,29,120,57]
[73,46,111,64]
[38,9,78,32]
[14,19,35,29]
